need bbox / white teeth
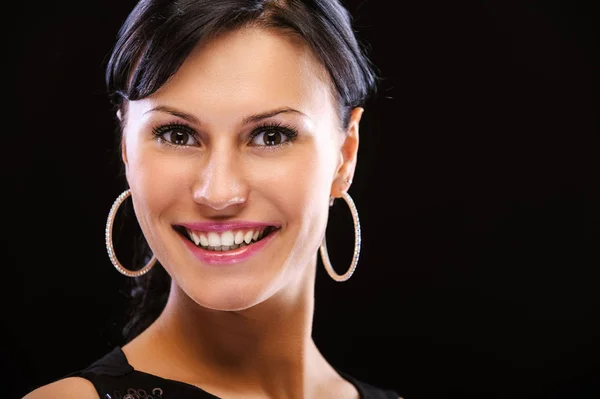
[221,231,234,246]
[234,231,244,245]
[243,231,253,244]
[186,227,275,250]
[188,230,201,246]
[208,232,220,247]
[199,233,209,247]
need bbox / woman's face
[121,27,361,311]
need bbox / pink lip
[178,221,279,232]
[178,227,279,265]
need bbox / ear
[330,107,364,199]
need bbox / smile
[179,225,278,251]
[174,222,280,265]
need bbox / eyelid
[151,120,299,148]
[249,123,298,152]
[152,121,196,134]
[248,122,299,142]
[152,121,200,147]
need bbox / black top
[68,347,400,399]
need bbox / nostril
[192,194,247,210]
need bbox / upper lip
[177,221,280,232]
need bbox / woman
[25,0,401,397]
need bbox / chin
[180,278,278,313]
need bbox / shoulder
[22,377,100,399]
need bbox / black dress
[68,347,400,399]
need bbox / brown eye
[250,130,286,146]
[249,124,298,147]
[165,130,194,145]
[262,131,282,146]
[152,123,198,146]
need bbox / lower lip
[179,230,278,265]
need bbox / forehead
[133,27,337,125]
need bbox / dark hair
[106,0,380,343]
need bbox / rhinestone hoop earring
[319,191,361,282]
[105,189,156,277]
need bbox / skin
[24,26,365,399]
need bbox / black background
[4,0,598,398]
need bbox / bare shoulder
[22,377,99,399]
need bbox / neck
[130,258,337,398]
[162,267,317,369]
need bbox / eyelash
[248,122,299,148]
[151,121,299,149]
[152,122,197,148]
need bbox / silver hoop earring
[105,189,156,277]
[320,191,361,282]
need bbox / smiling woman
[23,0,400,398]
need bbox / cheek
[254,145,337,252]
[255,146,335,207]
[126,145,196,220]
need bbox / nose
[192,146,249,212]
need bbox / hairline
[118,24,345,132]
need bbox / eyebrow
[144,105,308,125]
